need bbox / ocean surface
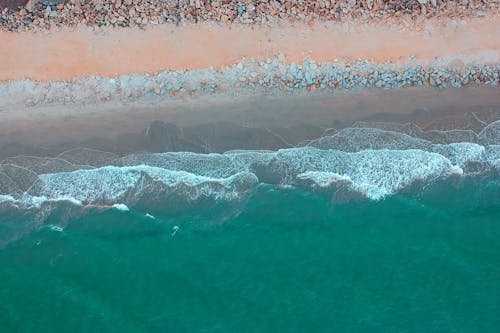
[1,121,499,332]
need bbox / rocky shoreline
[1,58,498,107]
[0,0,498,32]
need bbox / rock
[44,5,51,17]
[305,72,313,85]
[25,0,39,12]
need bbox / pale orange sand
[1,15,499,82]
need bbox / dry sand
[1,14,499,82]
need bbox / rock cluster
[0,0,498,31]
[1,58,498,107]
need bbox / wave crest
[0,123,498,220]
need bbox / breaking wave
[0,121,499,246]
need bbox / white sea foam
[309,127,430,152]
[1,133,498,211]
[49,225,64,232]
[27,165,258,208]
[430,143,486,166]
[22,147,468,203]
[295,149,462,200]
[0,194,17,205]
[308,128,493,168]
[297,172,352,188]
[485,145,500,171]
[23,195,48,209]
[112,203,130,211]
[19,194,82,209]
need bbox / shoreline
[0,1,498,159]
[1,85,498,159]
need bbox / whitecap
[297,172,352,188]
[0,194,17,204]
[171,225,179,236]
[112,203,130,211]
[49,225,64,232]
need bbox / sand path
[1,15,499,82]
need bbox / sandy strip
[1,86,498,151]
[1,15,499,82]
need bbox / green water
[1,186,499,332]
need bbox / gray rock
[305,72,313,85]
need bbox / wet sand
[1,15,499,81]
[0,86,498,160]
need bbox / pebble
[1,58,498,107]
[305,72,313,85]
[0,0,496,31]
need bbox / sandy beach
[1,15,499,81]
[0,0,498,158]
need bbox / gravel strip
[1,58,498,107]
[0,0,498,32]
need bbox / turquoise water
[1,183,499,332]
